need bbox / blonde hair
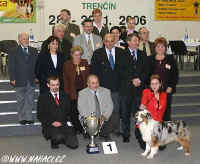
[70,45,83,56]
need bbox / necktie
[94,91,101,118]
[24,47,28,54]
[54,93,59,105]
[109,50,115,70]
[143,43,147,55]
[88,35,93,60]
[132,51,137,63]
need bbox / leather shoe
[51,141,59,149]
[123,137,130,143]
[26,120,34,125]
[19,120,27,125]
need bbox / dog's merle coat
[135,110,190,159]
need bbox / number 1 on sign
[102,142,118,154]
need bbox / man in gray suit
[8,32,38,125]
[78,75,113,140]
[73,18,103,64]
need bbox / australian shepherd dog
[135,109,191,159]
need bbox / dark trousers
[109,92,120,134]
[99,118,113,137]
[120,90,141,138]
[47,126,78,149]
[71,100,83,133]
[163,93,173,121]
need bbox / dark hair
[60,9,71,16]
[81,18,93,26]
[126,33,139,42]
[46,36,59,45]
[110,26,121,33]
[46,36,59,53]
[47,75,59,84]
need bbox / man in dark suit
[35,36,65,94]
[138,27,155,56]
[42,24,72,61]
[60,9,80,43]
[92,8,109,39]
[37,76,78,149]
[120,33,148,142]
[8,32,38,125]
[91,33,129,137]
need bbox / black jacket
[147,55,179,93]
[123,48,149,96]
[35,52,65,93]
[91,47,128,92]
[37,91,71,139]
[8,45,38,87]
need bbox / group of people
[8,8,179,150]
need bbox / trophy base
[87,144,100,154]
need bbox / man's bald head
[87,74,99,91]
[18,32,29,47]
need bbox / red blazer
[63,59,89,100]
[141,89,167,122]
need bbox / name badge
[80,66,86,71]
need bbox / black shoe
[26,120,34,125]
[159,145,167,151]
[123,137,130,143]
[114,132,121,137]
[19,120,27,125]
[104,135,112,142]
[51,141,59,149]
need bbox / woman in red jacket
[135,74,167,149]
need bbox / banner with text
[155,0,200,21]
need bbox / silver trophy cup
[82,113,103,154]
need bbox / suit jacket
[147,55,179,93]
[121,30,138,42]
[73,33,103,64]
[40,38,72,61]
[78,87,113,120]
[35,52,65,93]
[91,47,128,92]
[37,91,72,139]
[64,23,80,43]
[125,48,149,96]
[8,45,38,87]
[92,25,109,39]
[63,59,90,100]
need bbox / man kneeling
[37,75,78,149]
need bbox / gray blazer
[8,45,38,87]
[73,33,103,64]
[78,87,113,121]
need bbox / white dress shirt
[51,54,57,68]
[51,91,59,100]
